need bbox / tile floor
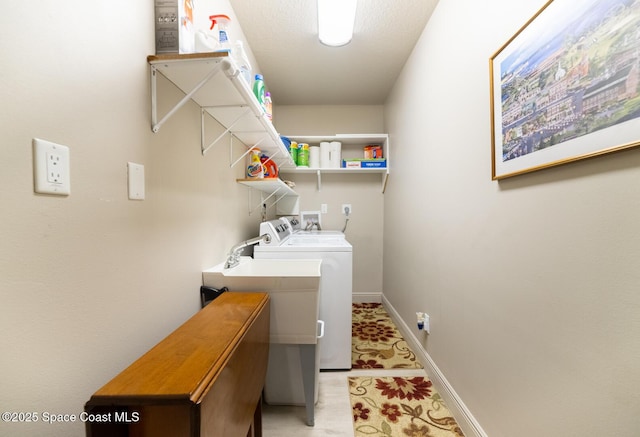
[262,368,428,437]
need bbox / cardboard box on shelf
[154,0,198,54]
[342,159,387,169]
[364,145,383,159]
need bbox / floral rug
[352,303,423,369]
[349,376,464,437]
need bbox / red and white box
[364,145,383,159]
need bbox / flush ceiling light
[317,0,357,47]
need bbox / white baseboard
[353,292,382,303]
[381,295,488,437]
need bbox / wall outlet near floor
[33,138,70,195]
[417,312,430,334]
[342,204,352,216]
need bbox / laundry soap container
[231,40,252,85]
[247,148,264,178]
[253,74,266,112]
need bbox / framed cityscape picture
[490,0,640,179]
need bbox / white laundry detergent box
[154,0,196,54]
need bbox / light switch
[127,162,145,200]
[33,138,70,196]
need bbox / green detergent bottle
[253,74,266,113]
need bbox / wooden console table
[85,292,270,437]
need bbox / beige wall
[5,1,640,436]
[0,1,267,436]
[274,105,385,299]
[384,0,640,436]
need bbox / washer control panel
[258,218,292,245]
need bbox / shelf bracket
[382,172,389,194]
[150,62,223,133]
[201,106,252,156]
[261,147,289,170]
[246,186,291,215]
[230,136,268,169]
[316,170,322,192]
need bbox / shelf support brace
[150,62,223,133]
[258,190,294,215]
[230,136,268,169]
[247,186,288,215]
[201,106,252,155]
[271,191,292,209]
[261,147,282,166]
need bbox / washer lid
[254,236,352,252]
[286,236,348,246]
[279,235,352,251]
[294,230,345,238]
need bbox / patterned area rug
[352,303,423,369]
[349,376,464,437]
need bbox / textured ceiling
[228,0,439,105]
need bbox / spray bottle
[209,14,231,52]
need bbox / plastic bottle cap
[255,74,263,80]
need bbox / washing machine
[286,213,345,238]
[255,218,353,371]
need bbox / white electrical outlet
[342,204,351,216]
[321,203,328,214]
[33,138,70,195]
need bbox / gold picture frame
[490,0,640,179]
